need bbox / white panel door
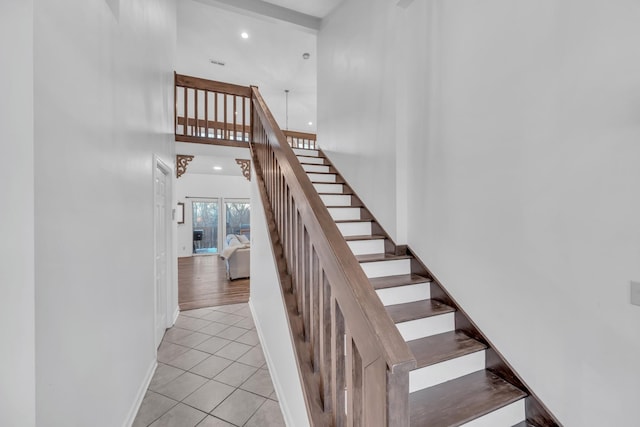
[154,161,169,347]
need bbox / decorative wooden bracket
[235,159,251,181]
[176,155,194,178]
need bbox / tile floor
[133,303,286,427]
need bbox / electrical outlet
[631,281,640,307]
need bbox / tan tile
[240,369,275,398]
[154,372,207,401]
[236,346,265,368]
[149,364,185,391]
[196,416,235,427]
[211,389,265,426]
[149,403,207,427]
[195,336,232,354]
[190,355,233,379]
[215,326,247,341]
[245,399,286,427]
[165,349,210,371]
[235,330,259,346]
[158,342,190,364]
[214,362,258,387]
[183,379,235,413]
[132,391,177,427]
[215,341,252,361]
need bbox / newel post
[387,367,411,427]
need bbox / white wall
[317,0,400,240]
[176,173,251,257]
[249,169,310,427]
[0,2,36,426]
[319,0,640,425]
[33,0,177,426]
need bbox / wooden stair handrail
[251,86,415,373]
[250,84,415,426]
[175,73,251,97]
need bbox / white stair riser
[313,183,344,194]
[307,173,336,183]
[303,164,330,173]
[460,399,525,427]
[409,351,486,392]
[293,148,319,157]
[320,194,351,206]
[396,312,455,341]
[329,208,361,221]
[337,222,371,236]
[376,283,431,306]
[298,156,325,165]
[347,239,385,256]
[360,259,411,278]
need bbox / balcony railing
[175,73,252,146]
[174,73,317,149]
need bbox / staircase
[175,74,561,426]
[292,146,553,427]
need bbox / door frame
[153,155,174,348]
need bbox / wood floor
[178,255,249,310]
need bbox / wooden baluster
[183,86,188,136]
[195,89,199,136]
[224,94,228,140]
[311,247,320,371]
[321,272,333,413]
[214,92,219,139]
[332,299,346,427]
[351,341,364,426]
[242,96,246,142]
[302,227,311,341]
[204,90,209,138]
[233,95,237,140]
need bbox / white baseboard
[123,359,157,427]
[172,305,180,325]
[249,299,300,427]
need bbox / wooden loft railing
[174,73,317,149]
[283,130,317,150]
[175,73,251,147]
[250,86,415,426]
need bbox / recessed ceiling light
[213,166,222,170]
[308,121,313,126]
[302,52,310,60]
[241,32,249,39]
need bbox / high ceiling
[262,0,344,18]
[178,0,318,135]
[177,0,330,176]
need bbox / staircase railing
[283,130,317,150]
[250,85,416,426]
[174,73,251,146]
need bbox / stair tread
[325,205,362,208]
[305,171,336,175]
[369,274,431,290]
[318,192,353,196]
[356,253,411,263]
[334,219,372,223]
[408,331,487,369]
[311,181,344,185]
[300,161,328,165]
[344,234,385,241]
[386,299,454,324]
[409,370,527,427]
